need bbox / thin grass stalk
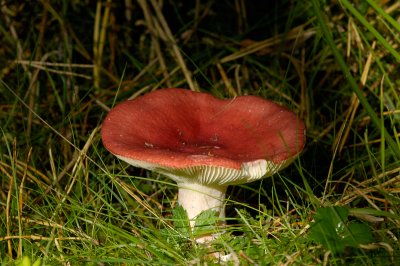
[379,77,386,174]
[5,165,13,258]
[17,148,32,257]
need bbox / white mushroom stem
[177,182,227,229]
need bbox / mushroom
[101,88,305,237]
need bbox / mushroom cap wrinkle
[101,88,305,186]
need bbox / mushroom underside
[116,154,290,186]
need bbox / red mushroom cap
[101,88,305,185]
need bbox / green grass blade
[310,0,400,159]
[340,0,400,61]
[365,0,400,33]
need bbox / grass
[1,0,399,265]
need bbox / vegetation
[1,0,399,265]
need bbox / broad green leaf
[345,223,373,247]
[172,205,191,237]
[193,209,219,236]
[16,257,32,266]
[309,206,373,253]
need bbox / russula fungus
[101,88,305,233]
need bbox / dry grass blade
[15,60,94,68]
[216,63,237,97]
[220,25,316,63]
[18,61,92,79]
[138,0,198,92]
[0,158,51,188]
[138,1,172,89]
[16,217,99,245]
[0,2,28,73]
[93,0,112,89]
[113,178,163,222]
[16,148,32,257]
[63,127,99,201]
[338,172,400,207]
[0,235,93,242]
[5,157,14,257]
[332,42,376,153]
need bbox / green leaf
[32,258,42,266]
[345,223,373,247]
[15,257,31,266]
[309,206,373,253]
[193,209,219,237]
[172,205,191,238]
[309,206,349,253]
